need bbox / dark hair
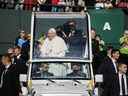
[111,49,119,55]
[67,20,76,25]
[55,26,63,30]
[2,53,12,62]
[15,46,21,50]
[71,63,80,68]
[118,62,127,68]
[107,45,114,51]
[91,27,96,32]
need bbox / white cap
[48,28,56,33]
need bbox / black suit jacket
[0,64,21,96]
[14,55,28,74]
[98,56,117,74]
[67,71,86,77]
[13,55,26,65]
[0,64,5,93]
[98,56,117,96]
[111,74,128,96]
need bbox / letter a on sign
[103,22,111,31]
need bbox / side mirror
[20,74,27,82]
[95,74,103,83]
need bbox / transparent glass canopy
[30,12,91,62]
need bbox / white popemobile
[20,12,102,96]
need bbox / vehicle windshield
[31,62,91,80]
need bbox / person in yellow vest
[119,30,128,55]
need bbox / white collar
[111,58,116,63]
[17,54,21,59]
[5,64,11,69]
[119,72,126,77]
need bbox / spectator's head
[107,45,113,57]
[95,34,102,41]
[111,49,120,60]
[124,30,128,37]
[7,48,14,54]
[19,30,26,39]
[91,28,96,39]
[7,48,15,58]
[27,34,31,40]
[2,53,12,65]
[40,64,49,72]
[67,20,76,30]
[47,28,57,40]
[14,46,22,56]
[96,0,103,3]
[118,62,127,74]
[105,0,112,4]
[55,26,63,33]
[71,63,81,72]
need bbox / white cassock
[40,36,68,57]
[40,36,68,76]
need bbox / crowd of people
[91,28,128,73]
[0,31,30,96]
[91,28,128,96]
[0,0,128,11]
[94,0,128,9]
[0,0,85,11]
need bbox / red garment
[24,0,37,10]
[117,2,128,8]
[52,0,60,5]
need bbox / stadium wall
[0,9,127,54]
[0,9,31,54]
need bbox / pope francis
[40,28,68,57]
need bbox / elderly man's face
[47,31,56,40]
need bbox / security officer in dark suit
[0,54,22,96]
[67,63,86,77]
[13,46,28,74]
[63,20,85,57]
[98,49,120,96]
[33,64,54,78]
[112,62,128,96]
[0,60,4,95]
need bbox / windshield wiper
[47,79,56,84]
[47,79,65,86]
[72,79,82,84]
